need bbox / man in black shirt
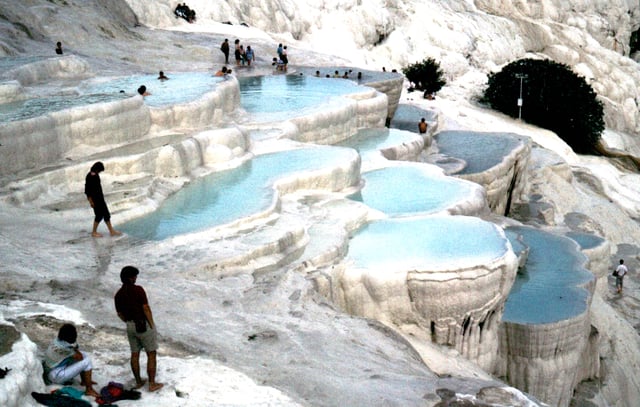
[85,161,121,237]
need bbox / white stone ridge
[499,313,594,407]
[148,76,240,132]
[0,81,23,104]
[0,96,150,176]
[288,88,388,144]
[2,55,93,86]
[0,325,45,407]
[326,216,518,373]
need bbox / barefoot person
[44,324,100,398]
[85,161,121,237]
[115,266,164,392]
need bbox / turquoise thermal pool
[565,231,605,250]
[80,72,224,106]
[349,165,477,216]
[120,146,357,240]
[435,131,526,174]
[336,127,418,161]
[504,226,594,324]
[238,74,365,120]
[347,216,511,271]
[390,104,438,133]
[0,93,129,123]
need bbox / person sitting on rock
[55,41,63,55]
[44,324,100,398]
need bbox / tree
[482,58,604,154]
[402,58,447,95]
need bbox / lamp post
[515,73,528,120]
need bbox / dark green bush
[402,58,446,94]
[482,58,604,154]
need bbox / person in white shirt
[614,259,628,294]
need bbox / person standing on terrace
[115,266,164,392]
[614,259,628,294]
[234,39,242,65]
[220,38,230,64]
[245,45,255,66]
[280,46,288,72]
[85,161,121,237]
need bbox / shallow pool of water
[390,104,438,133]
[121,146,357,240]
[347,216,511,271]
[435,131,526,175]
[0,93,128,123]
[504,226,594,324]
[349,165,477,216]
[80,72,224,107]
[238,74,364,120]
[336,128,418,161]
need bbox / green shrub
[402,58,446,94]
[482,58,604,154]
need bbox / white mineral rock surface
[2,1,640,407]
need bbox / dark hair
[58,323,77,343]
[620,259,625,264]
[90,161,104,173]
[120,265,140,283]
[137,85,146,95]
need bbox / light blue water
[565,231,605,250]
[336,128,418,161]
[80,72,224,107]
[349,166,476,216]
[0,93,129,123]
[238,74,363,119]
[435,131,526,174]
[347,216,510,270]
[120,146,357,240]
[390,104,438,133]
[504,226,594,324]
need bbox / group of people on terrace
[41,265,163,402]
[174,3,196,23]
[219,38,257,67]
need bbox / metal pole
[515,74,527,120]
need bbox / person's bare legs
[91,221,103,238]
[106,221,121,236]
[80,370,99,398]
[147,351,164,392]
[130,352,146,389]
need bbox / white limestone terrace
[500,226,596,407]
[327,216,519,373]
[2,0,640,406]
[0,60,542,407]
[430,131,532,216]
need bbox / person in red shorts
[114,266,164,392]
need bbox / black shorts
[93,200,111,223]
